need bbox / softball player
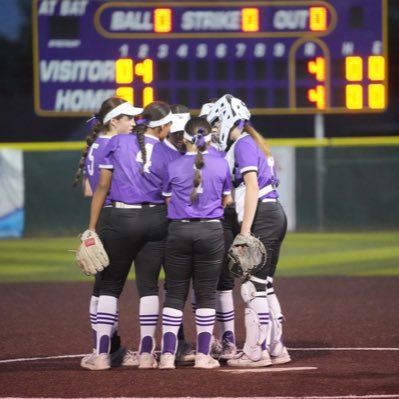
[165,104,191,155]
[73,96,143,370]
[207,94,291,368]
[163,104,198,363]
[84,100,172,370]
[158,117,233,370]
[199,101,239,361]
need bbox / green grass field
[0,231,398,283]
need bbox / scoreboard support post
[314,113,326,231]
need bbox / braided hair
[184,117,212,203]
[72,96,127,187]
[133,100,171,174]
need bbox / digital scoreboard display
[33,0,388,116]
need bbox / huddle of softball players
[74,93,290,370]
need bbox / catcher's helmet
[206,94,251,151]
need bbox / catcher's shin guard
[242,308,263,361]
[240,280,268,361]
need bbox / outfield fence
[1,137,399,237]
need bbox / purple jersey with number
[233,133,279,200]
[163,152,232,220]
[100,133,168,204]
[83,135,113,206]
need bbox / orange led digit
[368,84,385,109]
[154,8,172,33]
[135,59,153,84]
[309,7,327,32]
[345,56,363,82]
[241,8,259,32]
[368,56,385,81]
[116,87,134,105]
[115,58,133,84]
[308,57,326,82]
[307,85,326,110]
[345,84,363,109]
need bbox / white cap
[170,112,191,133]
[103,102,143,124]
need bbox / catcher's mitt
[227,234,267,279]
[75,230,109,276]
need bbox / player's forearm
[88,187,107,231]
[240,185,258,235]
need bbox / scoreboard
[32,0,388,116]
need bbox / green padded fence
[2,138,398,236]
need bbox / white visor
[147,112,173,128]
[103,102,143,124]
[170,113,191,133]
[199,103,214,117]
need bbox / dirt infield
[1,277,399,398]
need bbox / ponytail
[244,123,272,158]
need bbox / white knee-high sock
[195,308,216,355]
[139,295,159,353]
[96,295,118,354]
[216,290,235,344]
[162,307,183,354]
[89,295,99,350]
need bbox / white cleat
[80,352,111,371]
[227,351,272,368]
[159,353,176,370]
[271,347,291,365]
[121,349,139,366]
[110,347,139,367]
[219,340,237,360]
[138,352,158,369]
[194,353,221,369]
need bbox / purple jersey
[163,152,232,220]
[100,133,169,204]
[207,144,225,158]
[83,135,113,206]
[162,139,183,162]
[233,133,279,200]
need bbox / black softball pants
[98,205,168,298]
[164,220,225,311]
[251,201,287,290]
